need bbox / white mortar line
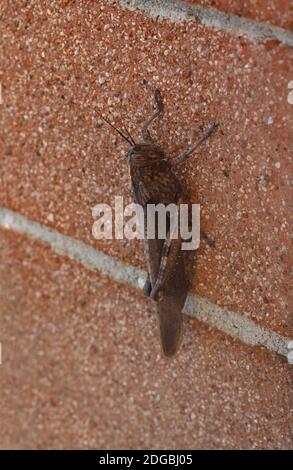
[0,207,292,361]
[118,0,293,47]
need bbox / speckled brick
[186,0,293,29]
[0,229,292,449]
[0,0,292,337]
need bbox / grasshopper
[102,90,218,356]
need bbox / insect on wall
[101,89,218,357]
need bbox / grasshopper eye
[126,149,133,161]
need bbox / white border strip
[0,207,292,361]
[119,0,293,47]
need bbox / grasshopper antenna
[122,125,136,145]
[99,114,134,146]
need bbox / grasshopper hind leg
[143,274,152,297]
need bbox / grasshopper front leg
[173,121,219,165]
[141,89,164,143]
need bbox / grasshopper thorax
[126,143,166,167]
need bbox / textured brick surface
[0,229,292,450]
[186,0,293,29]
[0,1,292,336]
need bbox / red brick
[0,229,291,449]
[0,1,292,336]
[186,0,293,30]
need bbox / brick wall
[0,0,292,449]
[186,0,292,29]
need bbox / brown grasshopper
[102,90,218,356]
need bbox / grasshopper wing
[157,249,188,357]
[144,223,188,357]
